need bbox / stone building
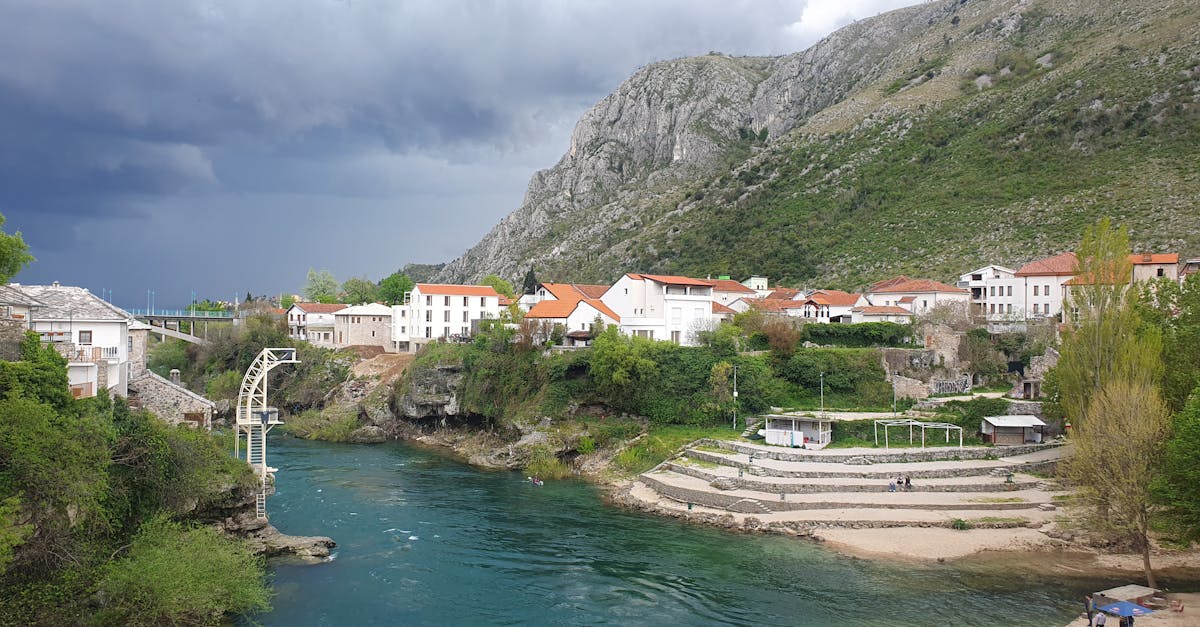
[333,303,393,352]
[126,319,215,428]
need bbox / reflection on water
[251,436,1112,626]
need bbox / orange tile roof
[707,279,756,294]
[1129,253,1179,265]
[525,286,620,322]
[293,302,349,314]
[745,298,805,313]
[416,283,500,297]
[712,301,736,315]
[870,278,968,294]
[573,284,611,299]
[806,289,861,307]
[498,296,513,306]
[766,288,802,300]
[853,305,914,315]
[868,276,911,291]
[898,295,916,303]
[539,283,611,301]
[1014,252,1078,277]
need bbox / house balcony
[53,343,121,363]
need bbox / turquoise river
[252,436,1125,626]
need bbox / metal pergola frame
[873,418,963,449]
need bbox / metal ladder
[255,490,267,520]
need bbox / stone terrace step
[706,439,1064,465]
[683,448,1023,479]
[643,469,1056,514]
[665,461,1042,493]
[634,482,1054,528]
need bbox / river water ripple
[251,436,1109,626]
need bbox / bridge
[127,308,233,345]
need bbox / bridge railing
[128,308,234,319]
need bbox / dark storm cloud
[0,0,919,306]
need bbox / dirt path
[351,353,414,383]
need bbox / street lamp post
[729,360,739,430]
[892,371,898,417]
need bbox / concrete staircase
[631,441,1067,530]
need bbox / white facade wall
[866,291,969,315]
[602,276,715,346]
[988,275,1070,321]
[392,287,501,352]
[30,318,130,397]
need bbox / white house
[286,302,347,348]
[706,278,758,306]
[0,284,42,327]
[862,277,970,315]
[741,275,770,297]
[957,265,1016,318]
[13,282,134,399]
[799,290,862,323]
[333,303,393,351]
[850,305,915,324]
[392,283,502,353]
[601,274,716,345]
[524,283,620,346]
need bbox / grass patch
[525,445,571,480]
[280,405,360,442]
[968,496,1027,503]
[691,444,731,454]
[612,425,741,476]
[971,516,1030,525]
[677,456,721,469]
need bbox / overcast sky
[1,0,921,309]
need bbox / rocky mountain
[434,0,1200,289]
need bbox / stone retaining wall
[129,371,214,428]
[665,461,1040,493]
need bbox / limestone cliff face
[433,0,958,283]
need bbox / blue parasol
[1097,600,1154,617]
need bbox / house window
[444,296,451,306]
[425,295,432,306]
[989,286,995,296]
[127,336,132,352]
[463,311,469,322]
[463,297,469,306]
[401,310,406,317]
[671,331,681,344]
[1006,304,1012,314]
[989,304,995,314]
[371,330,376,337]
[1033,304,1039,314]
[1044,303,1050,313]
[1006,286,1012,296]
[1033,285,1039,296]
[79,330,92,345]
[1157,268,1165,277]
[1043,284,1049,295]
[425,311,432,322]
[401,326,406,334]
[444,311,450,322]
[443,327,450,338]
[922,300,928,310]
[425,327,431,338]
[462,326,469,335]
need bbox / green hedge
[801,322,913,348]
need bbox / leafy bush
[525,445,570,480]
[95,516,270,625]
[280,406,361,442]
[802,322,912,348]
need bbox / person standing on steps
[888,479,897,493]
[904,476,912,491]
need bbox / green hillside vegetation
[521,0,1200,289]
[0,333,269,624]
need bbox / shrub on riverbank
[281,405,361,442]
[0,333,269,623]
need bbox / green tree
[1052,219,1144,427]
[1135,273,1200,412]
[1155,387,1200,544]
[0,212,34,283]
[341,276,379,304]
[709,361,734,424]
[303,269,338,303]
[378,272,415,305]
[521,268,539,295]
[588,327,658,413]
[480,274,516,299]
[280,294,296,310]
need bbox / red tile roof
[1014,252,1078,277]
[867,276,911,292]
[572,284,611,299]
[416,283,500,297]
[525,285,621,322]
[806,289,861,307]
[706,279,756,294]
[766,288,802,300]
[712,301,736,315]
[853,305,914,315]
[745,298,805,313]
[293,302,348,314]
[1129,253,1179,265]
[869,278,968,294]
[898,295,916,304]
